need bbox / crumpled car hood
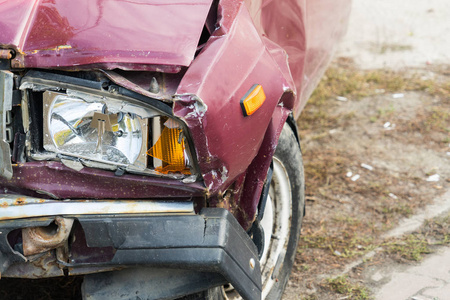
[0,0,212,71]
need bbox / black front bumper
[0,208,262,300]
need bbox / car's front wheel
[258,123,305,299]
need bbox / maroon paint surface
[175,1,291,197]
[0,0,212,69]
[0,162,204,200]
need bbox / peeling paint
[181,175,197,184]
[220,166,229,183]
[176,95,208,121]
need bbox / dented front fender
[174,1,294,203]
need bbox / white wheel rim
[260,157,292,299]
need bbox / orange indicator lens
[240,84,266,116]
[147,127,190,174]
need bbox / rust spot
[38,199,45,203]
[10,58,23,69]
[22,217,74,256]
[14,198,26,205]
[1,202,8,208]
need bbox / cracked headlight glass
[43,91,149,168]
[42,90,192,176]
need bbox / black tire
[264,123,305,299]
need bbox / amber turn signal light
[240,84,266,116]
[147,127,190,174]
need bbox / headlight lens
[42,90,192,175]
[46,93,145,165]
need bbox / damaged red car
[0,0,350,299]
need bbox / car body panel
[174,1,290,200]
[0,161,205,200]
[250,0,351,117]
[0,0,213,70]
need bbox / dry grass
[290,59,449,299]
[383,212,450,262]
[326,275,371,300]
[307,58,450,104]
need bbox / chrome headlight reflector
[44,91,148,168]
[43,91,148,168]
[41,89,193,176]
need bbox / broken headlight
[44,91,147,167]
[41,90,192,175]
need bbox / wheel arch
[235,93,300,230]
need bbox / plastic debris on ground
[383,122,396,130]
[329,129,338,134]
[361,163,373,171]
[333,250,341,256]
[335,96,348,102]
[392,93,404,98]
[388,193,398,200]
[351,174,360,181]
[346,171,353,177]
[426,174,440,182]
